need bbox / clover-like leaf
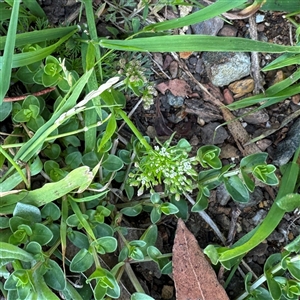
[197,145,221,169]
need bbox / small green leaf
[0,102,12,121]
[30,223,53,245]
[150,207,161,224]
[287,259,300,280]
[177,138,192,152]
[67,229,89,249]
[70,249,94,272]
[41,202,61,221]
[150,193,161,204]
[204,244,220,265]
[25,241,42,255]
[197,145,221,169]
[224,175,249,203]
[65,151,82,169]
[139,225,158,256]
[13,203,41,223]
[121,204,143,217]
[240,152,268,169]
[192,192,208,212]
[44,259,66,291]
[102,154,124,172]
[93,236,117,253]
[160,203,179,215]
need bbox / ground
[6,1,300,299]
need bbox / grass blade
[0,29,77,69]
[0,0,20,104]
[0,26,78,50]
[100,35,300,53]
[143,0,247,32]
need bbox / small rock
[169,61,178,78]
[273,70,285,84]
[223,88,234,105]
[237,107,269,125]
[273,117,300,166]
[252,209,267,226]
[220,144,239,159]
[179,51,193,59]
[163,55,173,70]
[202,52,251,86]
[217,183,231,206]
[190,134,200,146]
[228,79,255,98]
[255,14,265,23]
[248,242,268,257]
[153,52,163,67]
[195,58,204,74]
[161,285,174,300]
[191,15,224,36]
[215,214,231,231]
[218,24,238,37]
[166,93,184,107]
[292,94,300,105]
[256,139,272,151]
[200,122,229,144]
[268,230,285,243]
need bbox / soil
[10,1,300,299]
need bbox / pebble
[161,285,174,300]
[228,79,255,98]
[200,122,229,144]
[252,209,267,226]
[273,117,300,166]
[166,93,184,107]
[255,14,265,23]
[217,183,231,206]
[169,61,178,78]
[237,107,269,125]
[202,52,251,86]
[218,24,238,37]
[191,15,224,36]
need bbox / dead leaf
[156,79,191,97]
[173,219,229,300]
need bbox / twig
[3,87,56,102]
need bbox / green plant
[1,0,300,299]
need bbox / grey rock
[202,52,251,86]
[166,93,184,107]
[217,183,231,206]
[273,117,300,166]
[268,230,285,243]
[252,209,267,226]
[200,122,228,144]
[191,16,224,36]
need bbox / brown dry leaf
[156,79,191,97]
[173,219,229,300]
